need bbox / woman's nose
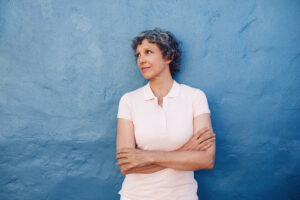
[138,55,146,64]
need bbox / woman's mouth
[142,67,150,71]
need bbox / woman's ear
[165,54,174,64]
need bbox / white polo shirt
[117,79,210,200]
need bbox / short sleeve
[192,89,210,117]
[117,93,133,121]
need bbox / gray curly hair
[131,28,182,77]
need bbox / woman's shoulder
[179,82,207,96]
[119,84,145,101]
[179,83,210,110]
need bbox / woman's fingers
[197,137,215,151]
[117,154,134,166]
[200,142,213,151]
[120,163,132,174]
[202,142,213,151]
[195,127,210,139]
[116,148,137,160]
[198,133,215,144]
[182,129,213,151]
[197,130,215,144]
[180,129,215,151]
[117,148,132,154]
[196,128,213,140]
[116,152,128,160]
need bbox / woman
[116,28,216,200]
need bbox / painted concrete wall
[0,0,299,199]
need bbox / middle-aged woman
[116,28,216,200]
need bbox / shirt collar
[143,80,180,100]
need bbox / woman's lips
[142,67,150,71]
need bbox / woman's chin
[141,73,152,80]
[143,76,151,80]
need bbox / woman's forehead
[136,39,159,51]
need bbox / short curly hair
[131,28,182,77]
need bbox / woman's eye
[136,53,140,57]
[146,50,151,54]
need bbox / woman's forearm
[123,145,194,174]
[147,150,214,171]
[124,164,166,174]
[121,149,213,174]
[120,146,214,174]
[117,132,215,173]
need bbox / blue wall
[0,0,299,199]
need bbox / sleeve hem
[117,114,133,121]
[193,110,211,118]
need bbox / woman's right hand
[177,127,215,151]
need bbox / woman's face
[135,39,171,80]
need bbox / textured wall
[0,0,299,199]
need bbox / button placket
[154,97,167,133]
[161,97,168,132]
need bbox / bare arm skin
[122,130,215,174]
[123,132,215,175]
[116,118,135,150]
[116,113,216,174]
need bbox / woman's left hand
[116,148,152,173]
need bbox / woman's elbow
[206,159,215,169]
[205,144,216,170]
[204,153,215,170]
[195,152,215,170]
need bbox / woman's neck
[149,76,174,98]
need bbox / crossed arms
[116,113,216,174]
